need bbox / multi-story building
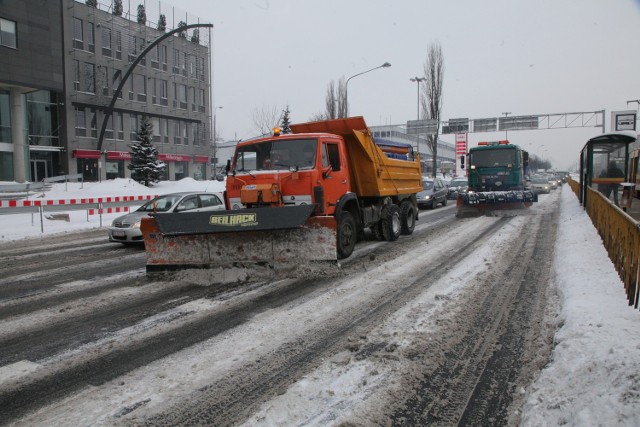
[0,0,64,182]
[0,0,213,183]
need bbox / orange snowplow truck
[140,116,422,273]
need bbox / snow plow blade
[455,191,538,218]
[140,205,338,273]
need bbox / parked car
[417,177,448,209]
[529,177,551,194]
[447,177,469,199]
[108,192,225,244]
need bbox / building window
[160,80,168,106]
[72,17,83,49]
[101,27,112,57]
[199,89,206,112]
[115,112,124,140]
[151,45,160,69]
[112,69,122,98]
[189,87,196,111]
[74,107,86,137]
[81,62,95,93]
[128,34,136,61]
[87,22,95,53]
[0,18,17,49]
[73,60,81,91]
[89,108,97,137]
[114,30,122,59]
[192,122,199,146]
[133,73,146,102]
[177,84,187,109]
[0,90,11,143]
[161,45,167,71]
[174,120,181,144]
[130,113,138,140]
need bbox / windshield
[422,180,434,190]
[233,138,318,172]
[138,194,183,212]
[450,179,467,186]
[532,178,549,184]
[470,148,516,168]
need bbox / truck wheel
[337,211,357,259]
[400,201,416,235]
[381,205,401,242]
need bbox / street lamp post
[345,62,391,117]
[410,77,426,120]
[212,106,223,179]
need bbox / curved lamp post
[212,106,223,178]
[410,76,426,120]
[345,62,391,117]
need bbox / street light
[345,62,391,117]
[410,77,426,120]
[212,106,223,179]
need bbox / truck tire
[337,211,357,259]
[400,201,416,235]
[381,204,401,242]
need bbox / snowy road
[0,192,560,426]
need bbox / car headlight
[134,220,142,228]
[424,195,431,200]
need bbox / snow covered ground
[1,179,639,425]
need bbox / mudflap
[455,191,537,218]
[141,213,337,274]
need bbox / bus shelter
[579,131,637,207]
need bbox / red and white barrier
[87,206,130,216]
[0,195,158,208]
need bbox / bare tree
[320,77,348,121]
[252,105,280,136]
[420,41,445,176]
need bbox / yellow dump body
[289,117,422,198]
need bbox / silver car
[108,192,225,244]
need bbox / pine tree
[157,14,167,32]
[113,0,123,16]
[136,4,146,25]
[128,116,165,186]
[280,106,292,134]
[86,0,97,7]
[177,21,187,38]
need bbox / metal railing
[568,177,640,309]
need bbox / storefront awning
[106,151,133,160]
[158,154,193,162]
[194,155,210,163]
[73,149,101,159]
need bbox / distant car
[547,177,558,190]
[108,192,225,244]
[417,177,448,209]
[447,177,469,199]
[529,177,551,194]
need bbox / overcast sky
[154,0,640,170]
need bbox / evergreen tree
[157,14,167,32]
[177,21,187,38]
[136,4,146,25]
[280,106,292,134]
[190,29,200,44]
[128,116,165,186]
[113,0,123,16]
[86,0,97,7]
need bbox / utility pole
[502,112,511,140]
[410,77,426,120]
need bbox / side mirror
[322,165,333,179]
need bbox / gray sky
[162,0,640,170]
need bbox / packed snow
[0,178,639,425]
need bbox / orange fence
[568,177,640,309]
